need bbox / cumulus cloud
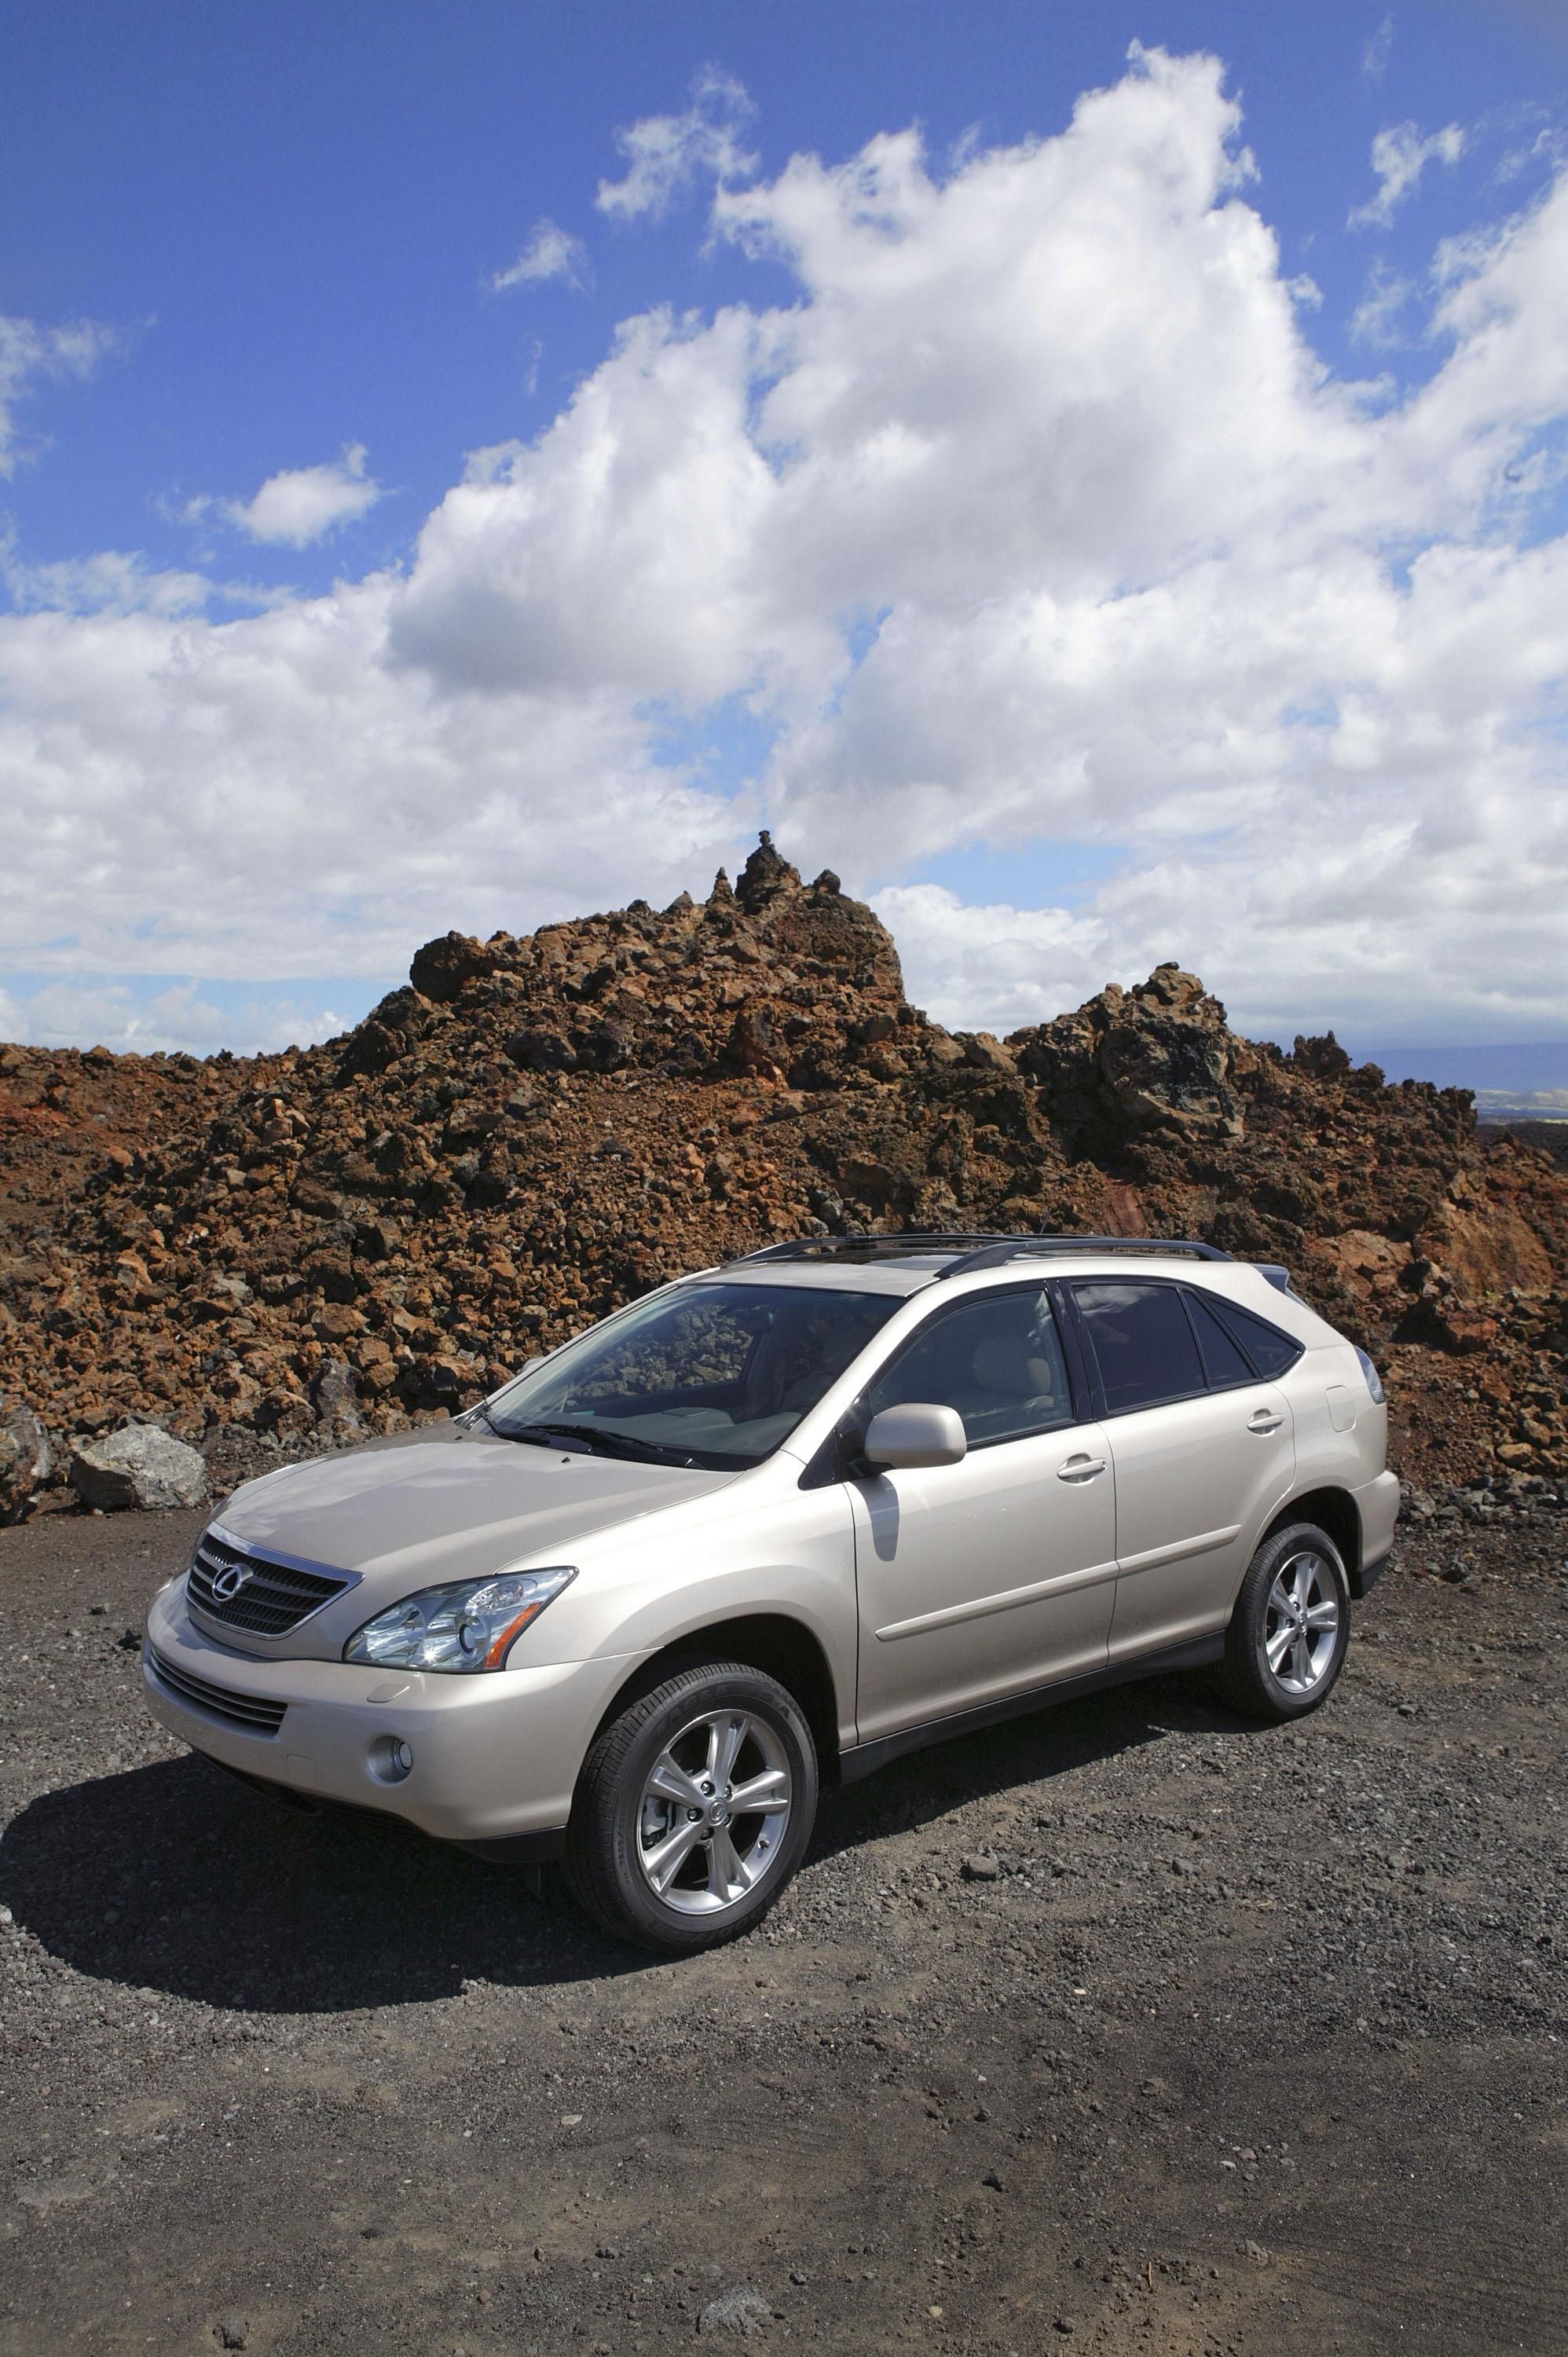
[595,68,757,221]
[1351,119,1467,229]
[490,218,590,291]
[0,312,115,476]
[204,443,384,546]
[1,44,1566,1057]
[0,976,368,1058]
[870,885,1107,1036]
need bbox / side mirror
[861,1402,967,1470]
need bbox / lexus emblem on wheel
[209,1560,253,1601]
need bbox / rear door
[1064,1279,1296,1662]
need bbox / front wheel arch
[585,1612,844,1786]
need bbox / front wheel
[1217,1521,1350,1723]
[564,1659,819,1954]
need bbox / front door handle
[1057,1453,1106,1482]
[1247,1409,1284,1434]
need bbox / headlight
[343,1567,577,1673]
[1354,1347,1386,1405]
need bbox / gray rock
[0,1407,53,1524]
[215,2319,249,2352]
[69,1424,207,1512]
[696,2283,771,2336]
[313,1358,365,1439]
[962,1853,1000,1882]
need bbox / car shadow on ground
[0,1670,1262,2014]
[811,1666,1262,1864]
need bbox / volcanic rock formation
[1,836,1563,1508]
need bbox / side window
[1183,1288,1255,1387]
[1071,1280,1205,1413]
[860,1286,1074,1447]
[1203,1295,1303,1380]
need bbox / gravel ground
[1,1500,1564,2356]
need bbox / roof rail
[733,1231,1016,1266]
[932,1233,1233,1280]
[730,1230,1234,1276]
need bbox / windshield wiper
[503,1419,693,1467]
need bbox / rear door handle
[1247,1409,1284,1434]
[1057,1453,1106,1482]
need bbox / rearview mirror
[862,1402,967,1470]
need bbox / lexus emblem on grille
[209,1560,253,1602]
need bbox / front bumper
[142,1579,646,1846]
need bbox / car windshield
[482,1281,901,1469]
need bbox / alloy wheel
[1264,1549,1341,1695]
[635,1707,793,1915]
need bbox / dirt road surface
[2,1500,1564,2356]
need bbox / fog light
[370,1734,414,1783]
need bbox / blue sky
[2,1,1566,1081]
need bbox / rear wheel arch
[1266,1486,1364,1590]
[586,1613,844,1786]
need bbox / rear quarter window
[1183,1288,1255,1387]
[1200,1292,1305,1380]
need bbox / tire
[1216,1520,1351,1723]
[564,1659,819,1955]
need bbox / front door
[846,1284,1118,1743]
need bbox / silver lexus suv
[144,1234,1398,1953]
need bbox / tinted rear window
[1184,1288,1255,1387]
[1203,1295,1303,1380]
[1071,1280,1205,1413]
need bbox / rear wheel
[1218,1521,1350,1722]
[564,1659,818,1953]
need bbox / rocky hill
[2,834,1564,1508]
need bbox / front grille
[148,1646,288,1736]
[188,1532,350,1637]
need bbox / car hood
[202,1424,739,1656]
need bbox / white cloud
[0,44,1566,1057]
[0,313,115,476]
[870,885,1106,1035]
[1350,257,1416,345]
[595,67,757,221]
[2,543,216,618]
[490,219,590,291]
[0,976,375,1058]
[209,443,383,546]
[1351,120,1467,229]
[1363,15,1394,86]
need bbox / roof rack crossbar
[729,1230,1234,1275]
